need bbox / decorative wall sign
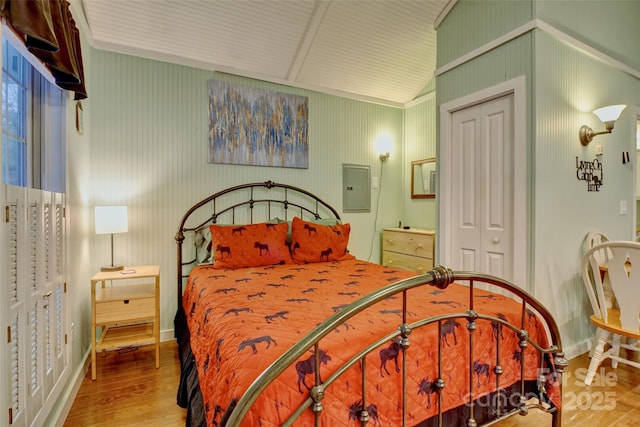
[208,80,309,168]
[576,157,603,191]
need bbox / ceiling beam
[286,0,331,82]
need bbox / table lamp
[95,205,128,271]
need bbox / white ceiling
[79,0,450,107]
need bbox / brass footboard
[227,266,568,427]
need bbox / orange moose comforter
[183,259,554,426]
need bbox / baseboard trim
[54,347,91,427]
[563,339,591,361]
[160,328,175,343]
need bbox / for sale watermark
[460,367,618,411]
[561,367,617,411]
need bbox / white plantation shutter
[44,296,51,375]
[29,202,38,291]
[10,314,22,425]
[43,200,53,377]
[25,190,43,421]
[29,301,39,395]
[27,200,41,403]
[6,190,26,426]
[55,285,63,357]
[50,194,66,382]
[44,202,50,283]
[2,186,67,427]
[55,202,62,275]
[8,202,18,302]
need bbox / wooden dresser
[382,228,435,273]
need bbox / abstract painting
[208,80,309,168]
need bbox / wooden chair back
[582,240,640,333]
[584,231,611,266]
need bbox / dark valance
[0,0,87,100]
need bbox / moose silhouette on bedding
[182,259,559,426]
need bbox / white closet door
[449,94,514,280]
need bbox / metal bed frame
[174,181,567,427]
[226,266,568,426]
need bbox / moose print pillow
[290,216,355,264]
[209,222,292,269]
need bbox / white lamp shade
[95,206,128,234]
[376,132,393,156]
[592,104,626,123]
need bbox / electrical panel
[342,163,371,213]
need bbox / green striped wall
[532,29,638,350]
[535,0,640,70]
[436,33,534,105]
[403,94,437,232]
[86,50,405,333]
[436,0,533,67]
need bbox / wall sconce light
[579,104,626,146]
[376,133,392,161]
[95,205,128,271]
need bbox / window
[2,36,29,186]
[2,33,67,192]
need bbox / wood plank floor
[64,341,186,427]
[64,341,639,426]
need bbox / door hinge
[9,407,13,424]
[64,282,67,293]
[7,326,11,343]
[65,333,68,345]
[63,206,66,218]
[4,205,8,223]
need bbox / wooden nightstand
[90,265,160,380]
[382,228,435,273]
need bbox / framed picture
[208,80,309,168]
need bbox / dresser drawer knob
[123,299,130,304]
